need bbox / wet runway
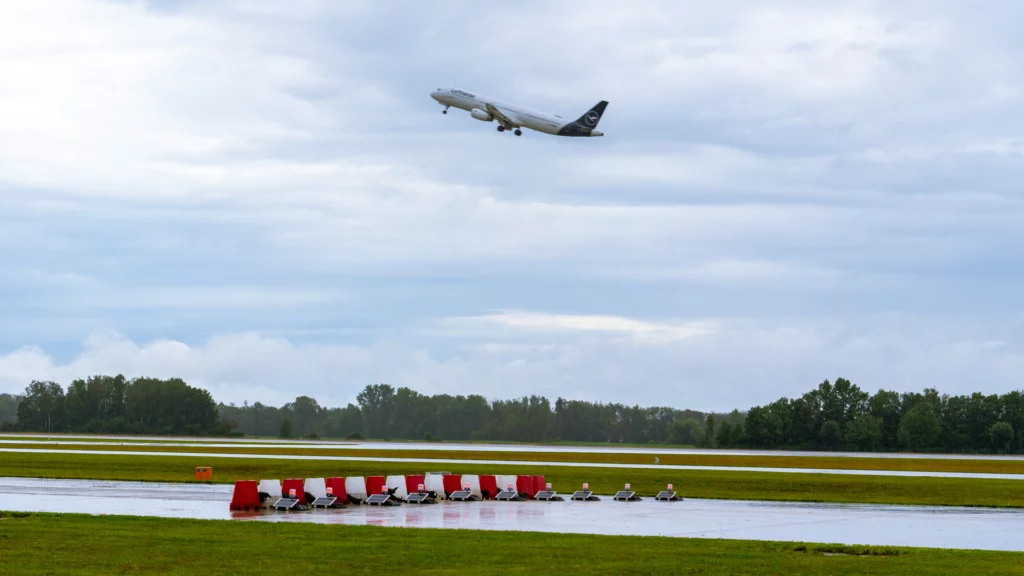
[1,477,1023,551]
[5,447,1024,480]
[4,434,1023,461]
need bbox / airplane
[430,87,607,138]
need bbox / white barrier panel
[497,475,519,493]
[424,473,446,500]
[462,474,482,498]
[346,476,367,501]
[305,477,327,499]
[258,479,282,507]
[386,475,408,499]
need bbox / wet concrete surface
[4,434,1023,461]
[1,477,1023,551]
[5,447,1024,480]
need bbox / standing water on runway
[2,477,1023,552]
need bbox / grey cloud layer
[0,0,1022,409]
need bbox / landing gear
[442,106,449,114]
[497,125,506,132]
[514,129,522,136]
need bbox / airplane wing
[485,103,519,128]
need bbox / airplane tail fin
[575,101,608,129]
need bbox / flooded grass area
[1,512,1022,575]
[3,451,1024,508]
[5,437,1024,475]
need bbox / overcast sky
[1,0,1022,411]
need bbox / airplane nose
[430,91,441,101]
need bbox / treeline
[727,378,1024,454]
[5,376,228,436]
[6,375,1023,454]
[217,384,709,445]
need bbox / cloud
[2,314,1022,412]
[2,0,1024,409]
[450,311,717,345]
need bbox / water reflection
[3,478,1024,552]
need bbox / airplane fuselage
[431,87,606,137]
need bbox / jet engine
[470,108,493,122]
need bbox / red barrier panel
[281,478,306,504]
[479,475,498,500]
[325,477,347,502]
[230,480,260,510]
[442,474,462,496]
[366,476,387,496]
[532,475,546,496]
[406,475,426,494]
[516,475,536,498]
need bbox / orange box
[195,466,213,481]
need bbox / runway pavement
[2,477,1023,551]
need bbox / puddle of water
[1,477,1023,551]
[3,448,1024,481]
[3,434,1023,461]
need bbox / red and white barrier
[405,475,425,495]
[386,475,408,499]
[461,474,483,498]
[424,473,446,500]
[326,477,348,503]
[479,475,498,499]
[305,478,328,500]
[345,476,367,503]
[230,480,260,510]
[442,474,462,497]
[281,478,306,504]
[496,475,518,494]
[257,479,282,508]
[366,476,387,497]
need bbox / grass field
[3,451,1024,508]
[0,512,1021,575]
[7,440,1024,475]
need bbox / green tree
[899,402,941,451]
[989,422,1014,453]
[847,414,883,451]
[819,420,842,450]
[669,418,702,445]
[744,406,783,448]
[869,389,902,451]
[278,418,293,439]
[17,381,66,435]
[357,384,396,439]
[700,414,717,448]
[715,422,735,447]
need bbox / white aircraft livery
[431,87,607,137]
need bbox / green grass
[3,451,1024,508]
[10,440,1024,474]
[0,512,1020,575]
